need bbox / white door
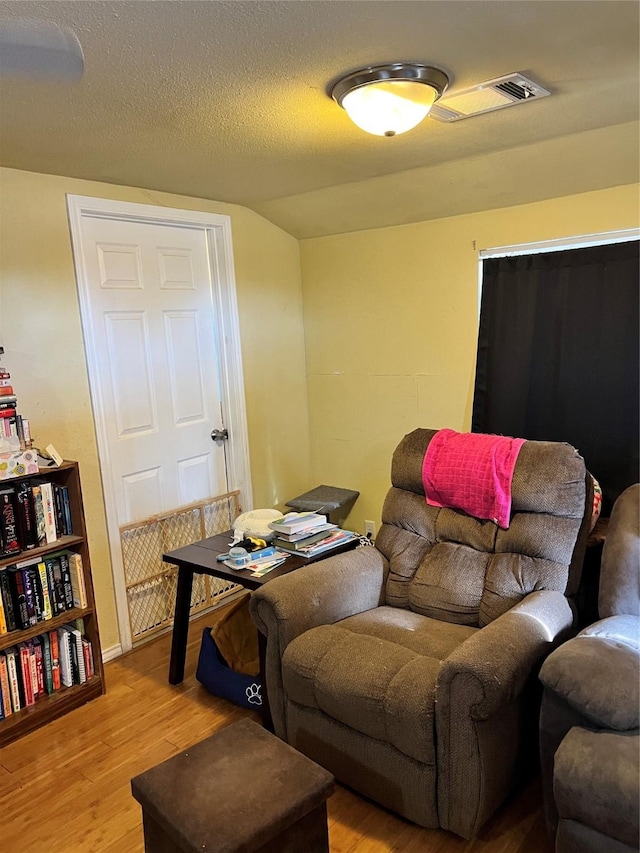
[67,196,252,654]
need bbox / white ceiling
[1,0,638,238]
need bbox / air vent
[430,73,550,122]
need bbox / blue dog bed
[196,627,262,710]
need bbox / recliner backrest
[598,483,640,619]
[375,429,590,627]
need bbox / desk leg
[257,630,274,732]
[169,565,194,685]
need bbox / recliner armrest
[249,545,388,650]
[438,590,574,721]
[539,621,640,730]
[579,613,640,649]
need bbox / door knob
[211,428,229,442]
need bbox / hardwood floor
[0,613,553,853]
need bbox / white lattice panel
[121,491,241,644]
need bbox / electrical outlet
[364,520,376,540]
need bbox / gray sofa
[539,483,640,853]
[250,428,592,838]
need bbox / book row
[0,620,95,719]
[0,550,88,635]
[0,477,73,557]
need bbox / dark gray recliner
[539,483,640,853]
[251,429,592,839]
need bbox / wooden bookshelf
[0,461,105,746]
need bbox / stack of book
[0,348,31,447]
[269,512,357,559]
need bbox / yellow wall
[2,168,638,653]
[0,167,311,652]
[300,183,640,536]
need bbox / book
[44,554,66,615]
[60,486,73,535]
[273,522,337,542]
[57,627,73,688]
[292,528,358,559]
[26,562,45,623]
[82,637,94,679]
[88,637,95,677]
[53,484,66,538]
[0,567,17,632]
[0,653,12,717]
[26,639,39,699]
[67,551,88,609]
[268,512,329,535]
[31,485,47,547]
[49,628,61,690]
[41,632,54,694]
[0,487,21,556]
[20,563,38,626]
[33,637,45,696]
[18,643,35,706]
[6,565,29,629]
[1,414,17,438]
[59,551,74,610]
[15,415,24,448]
[68,628,79,684]
[39,481,58,543]
[15,481,38,550]
[5,647,21,712]
[0,589,7,635]
[273,527,337,551]
[65,623,86,685]
[36,561,53,621]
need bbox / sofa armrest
[579,613,640,649]
[539,621,640,731]
[438,590,574,721]
[436,590,573,838]
[249,544,388,648]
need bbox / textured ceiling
[0,0,638,237]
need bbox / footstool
[131,718,335,853]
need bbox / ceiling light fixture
[331,63,449,137]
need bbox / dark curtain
[472,240,639,514]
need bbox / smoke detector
[429,73,550,122]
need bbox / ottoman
[131,718,335,853]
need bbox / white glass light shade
[341,80,439,137]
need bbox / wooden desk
[164,530,358,727]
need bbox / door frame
[67,194,253,655]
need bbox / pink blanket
[422,429,526,528]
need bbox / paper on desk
[250,558,287,577]
[249,550,290,576]
[222,550,289,575]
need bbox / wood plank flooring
[0,612,553,853]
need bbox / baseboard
[102,643,124,663]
